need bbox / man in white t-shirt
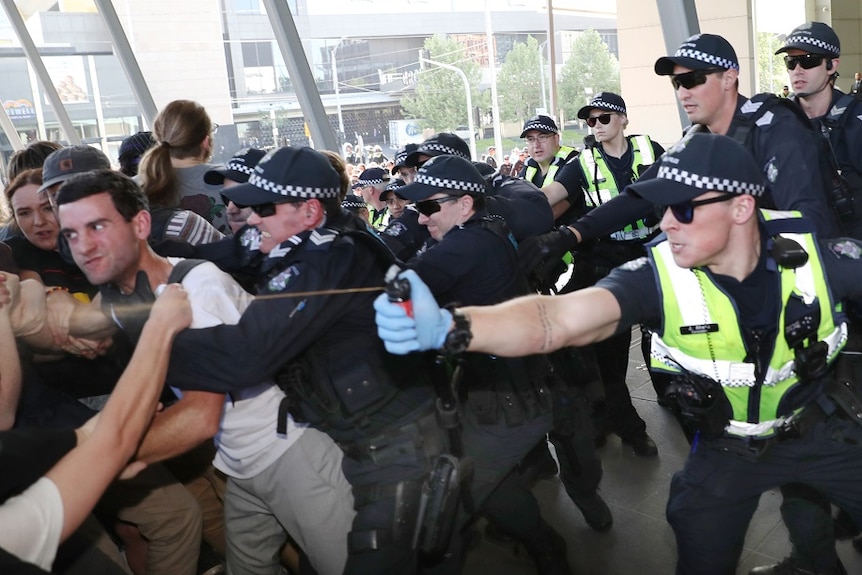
[52,169,355,575]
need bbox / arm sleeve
[595,257,661,334]
[819,238,862,301]
[0,477,63,570]
[753,112,839,237]
[166,240,371,391]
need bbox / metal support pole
[539,41,548,113]
[1,0,81,145]
[93,0,158,128]
[484,1,502,161]
[332,41,345,137]
[262,0,338,152]
[655,0,700,128]
[420,55,477,160]
[0,104,23,152]
[547,0,558,122]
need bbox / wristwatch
[442,305,472,355]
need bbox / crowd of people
[2,19,862,575]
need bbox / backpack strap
[167,258,207,284]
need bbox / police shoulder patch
[384,221,407,237]
[828,239,862,260]
[619,256,649,271]
[268,264,301,292]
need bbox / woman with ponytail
[139,100,229,234]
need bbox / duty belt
[707,390,853,461]
[338,409,441,466]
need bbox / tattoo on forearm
[537,301,552,352]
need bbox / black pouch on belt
[411,454,474,556]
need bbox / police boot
[571,491,613,532]
[748,557,847,575]
[522,521,572,575]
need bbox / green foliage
[497,35,545,124]
[757,32,789,95]
[402,35,486,133]
[558,30,620,122]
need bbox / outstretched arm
[374,270,623,356]
[45,284,191,541]
[0,278,21,431]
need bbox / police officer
[354,167,390,230]
[518,115,581,223]
[747,22,862,575]
[396,155,569,573]
[376,132,862,575]
[521,33,840,273]
[536,92,663,457]
[391,143,419,184]
[158,147,451,574]
[778,22,862,240]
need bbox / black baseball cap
[204,148,267,185]
[577,92,627,120]
[775,22,840,57]
[380,178,407,202]
[520,115,559,138]
[404,133,471,168]
[398,155,487,202]
[221,146,341,207]
[391,143,419,175]
[629,133,765,206]
[654,33,739,76]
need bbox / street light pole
[419,54,477,160]
[485,0,503,159]
[331,38,346,137]
[538,40,548,113]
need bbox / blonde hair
[139,100,212,207]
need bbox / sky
[754,0,807,34]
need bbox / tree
[401,35,485,133]
[558,30,620,122]
[497,35,544,124]
[757,31,788,95]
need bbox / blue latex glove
[374,270,452,354]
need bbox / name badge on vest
[680,323,719,335]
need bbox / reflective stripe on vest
[524,146,576,187]
[579,135,656,241]
[649,209,846,432]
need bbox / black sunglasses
[655,193,735,224]
[586,113,614,128]
[415,195,460,217]
[783,54,825,71]
[249,203,277,218]
[670,68,726,90]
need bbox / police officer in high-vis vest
[518,114,580,223]
[375,132,862,575]
[565,91,665,456]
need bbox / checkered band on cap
[225,160,255,176]
[674,47,739,70]
[394,151,409,165]
[341,196,366,210]
[414,172,486,195]
[589,98,625,114]
[785,33,839,56]
[657,165,765,196]
[522,120,558,134]
[357,177,385,186]
[247,171,340,200]
[417,142,470,160]
[386,179,406,191]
